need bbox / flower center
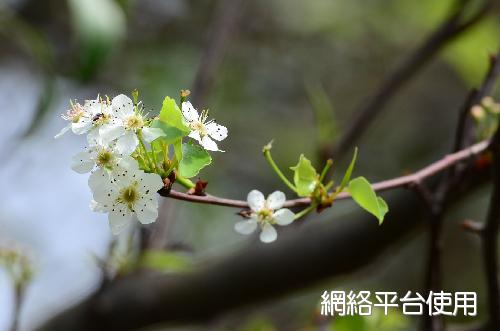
[125,115,144,130]
[63,104,84,123]
[96,150,113,168]
[118,183,140,210]
[191,121,207,136]
[257,208,274,223]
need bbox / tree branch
[160,140,489,209]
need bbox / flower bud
[471,105,485,120]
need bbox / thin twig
[159,140,489,208]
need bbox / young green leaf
[178,143,212,178]
[348,176,388,225]
[377,197,388,220]
[140,250,193,273]
[151,120,188,145]
[290,154,318,197]
[151,96,190,144]
[337,147,358,193]
[159,96,190,131]
[172,139,183,166]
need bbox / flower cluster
[57,92,231,235]
[56,94,166,234]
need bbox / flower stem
[137,130,158,173]
[324,180,334,191]
[176,174,195,189]
[150,143,160,174]
[263,149,297,193]
[294,204,316,220]
[319,159,333,183]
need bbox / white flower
[234,190,295,243]
[71,135,139,174]
[99,94,164,155]
[55,96,123,141]
[181,101,228,152]
[89,168,164,235]
[54,101,90,138]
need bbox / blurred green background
[0,0,499,330]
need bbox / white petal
[72,119,92,135]
[90,199,107,213]
[181,101,199,122]
[99,124,125,144]
[84,99,101,116]
[188,130,202,143]
[260,224,277,243]
[138,172,164,192]
[86,129,101,146]
[71,151,94,174]
[142,127,165,143]
[234,219,258,235]
[266,191,286,210]
[205,122,228,141]
[247,190,265,212]
[116,132,139,155]
[117,156,139,171]
[200,135,219,151]
[112,94,135,118]
[273,208,295,226]
[88,169,115,204]
[108,210,132,235]
[135,197,159,225]
[54,124,70,139]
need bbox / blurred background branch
[331,0,493,160]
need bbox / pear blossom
[181,101,228,152]
[99,94,165,155]
[55,97,119,139]
[235,190,295,243]
[71,136,138,175]
[54,101,89,138]
[89,168,163,235]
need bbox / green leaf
[348,176,388,224]
[173,139,183,166]
[151,120,188,145]
[152,96,191,145]
[178,143,212,178]
[338,147,358,192]
[290,154,318,197]
[140,250,192,273]
[159,96,190,132]
[377,196,388,220]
